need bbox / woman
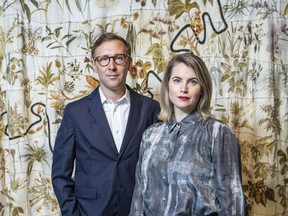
[130,53,248,216]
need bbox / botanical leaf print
[35,62,60,89]
[0,0,288,215]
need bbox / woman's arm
[212,123,248,216]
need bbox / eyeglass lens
[95,54,128,66]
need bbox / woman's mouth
[178,96,189,101]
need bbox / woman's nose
[180,84,188,93]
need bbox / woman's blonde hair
[158,53,212,121]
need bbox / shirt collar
[168,110,202,134]
[99,87,130,104]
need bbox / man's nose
[107,57,117,69]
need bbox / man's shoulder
[129,89,159,104]
[139,94,159,104]
[135,94,160,111]
[65,89,97,109]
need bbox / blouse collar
[168,110,202,134]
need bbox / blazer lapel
[88,88,118,155]
[118,87,140,157]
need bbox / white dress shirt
[99,87,130,152]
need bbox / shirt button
[162,198,166,201]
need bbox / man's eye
[100,56,109,61]
[115,55,125,60]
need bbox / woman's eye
[189,79,197,85]
[173,79,181,83]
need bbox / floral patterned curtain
[0,0,287,215]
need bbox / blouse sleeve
[129,131,147,216]
[212,123,248,216]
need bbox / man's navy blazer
[52,85,160,216]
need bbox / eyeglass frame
[93,54,131,67]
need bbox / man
[52,32,160,216]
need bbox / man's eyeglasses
[93,54,130,67]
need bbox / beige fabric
[0,0,287,215]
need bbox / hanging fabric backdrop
[0,0,287,215]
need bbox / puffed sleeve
[129,130,148,216]
[212,123,248,216]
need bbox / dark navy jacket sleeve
[52,104,79,216]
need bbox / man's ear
[92,58,97,73]
[128,57,133,72]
